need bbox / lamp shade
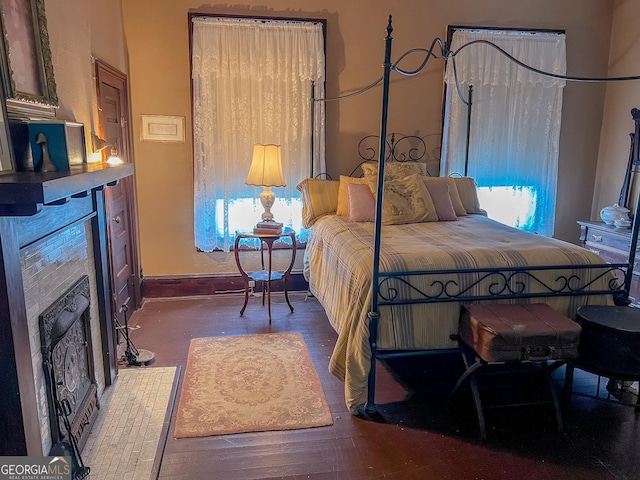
[91,134,108,152]
[245,144,286,187]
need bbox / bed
[300,17,634,415]
[300,175,624,413]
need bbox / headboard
[349,133,427,177]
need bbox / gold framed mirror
[0,76,12,172]
[0,0,58,109]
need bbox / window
[191,16,326,251]
[441,27,566,236]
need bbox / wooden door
[95,60,142,326]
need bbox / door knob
[112,215,121,224]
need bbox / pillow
[368,173,438,225]
[337,175,370,217]
[296,178,340,228]
[361,161,427,180]
[423,182,457,221]
[422,176,467,216]
[347,183,375,222]
[452,177,484,214]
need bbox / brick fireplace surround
[0,163,133,455]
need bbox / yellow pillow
[452,177,483,214]
[368,173,438,225]
[422,176,467,216]
[337,176,370,216]
[361,161,427,180]
[296,178,340,228]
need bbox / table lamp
[245,144,286,223]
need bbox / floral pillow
[361,161,427,180]
[368,173,438,225]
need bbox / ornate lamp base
[260,186,276,221]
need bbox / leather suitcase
[459,303,582,363]
[576,305,640,378]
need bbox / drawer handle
[591,234,602,242]
[589,248,601,255]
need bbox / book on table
[253,226,283,235]
[255,221,283,230]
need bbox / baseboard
[142,273,309,298]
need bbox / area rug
[174,332,333,438]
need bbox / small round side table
[234,228,296,323]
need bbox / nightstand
[577,220,640,304]
[234,228,296,323]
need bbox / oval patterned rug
[174,332,333,438]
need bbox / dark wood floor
[123,292,640,480]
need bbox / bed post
[310,80,316,178]
[625,108,640,298]
[464,85,473,177]
[365,15,394,414]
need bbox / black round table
[564,305,640,408]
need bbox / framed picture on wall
[0,0,58,110]
[141,115,186,142]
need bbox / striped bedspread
[304,214,615,413]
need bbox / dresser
[577,220,640,305]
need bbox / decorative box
[9,120,86,172]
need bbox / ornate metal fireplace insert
[39,275,98,455]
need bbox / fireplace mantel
[0,162,131,455]
[0,162,134,216]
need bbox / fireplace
[39,275,98,452]
[16,207,106,455]
[0,162,134,456]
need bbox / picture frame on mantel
[0,0,58,115]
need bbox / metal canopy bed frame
[313,15,640,415]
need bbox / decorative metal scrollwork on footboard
[376,263,629,305]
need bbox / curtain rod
[313,21,640,105]
[192,16,323,26]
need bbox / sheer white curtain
[192,17,325,252]
[441,29,566,236]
